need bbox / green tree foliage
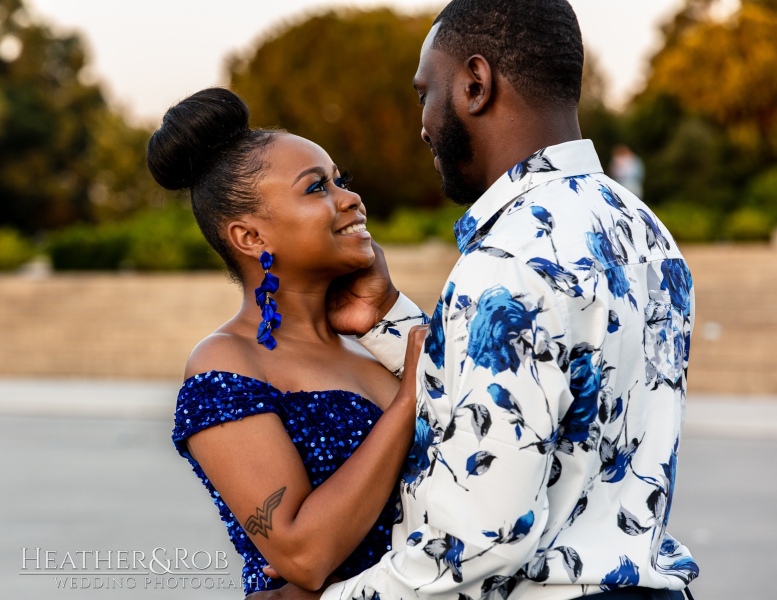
[0,0,168,234]
[625,0,777,240]
[650,2,777,148]
[85,110,176,223]
[230,9,441,219]
[229,8,622,220]
[6,0,777,268]
[0,0,99,231]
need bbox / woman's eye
[335,171,352,190]
[305,179,328,194]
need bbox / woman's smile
[335,221,370,237]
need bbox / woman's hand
[397,324,429,399]
[191,328,427,591]
[263,565,281,579]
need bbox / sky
[25,0,739,126]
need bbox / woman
[147,87,426,595]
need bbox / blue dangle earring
[254,251,281,350]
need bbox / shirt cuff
[357,292,429,377]
[320,579,347,600]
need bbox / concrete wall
[1,243,775,393]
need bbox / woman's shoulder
[177,330,281,408]
[173,333,286,448]
[180,330,291,401]
[184,331,260,381]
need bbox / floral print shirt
[323,140,699,600]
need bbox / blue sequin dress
[172,371,397,595]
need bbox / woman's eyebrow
[292,165,338,187]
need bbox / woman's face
[255,134,374,279]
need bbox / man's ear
[227,218,267,259]
[463,54,493,115]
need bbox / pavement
[1,378,776,599]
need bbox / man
[254,1,699,598]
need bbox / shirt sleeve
[323,249,573,600]
[357,292,430,377]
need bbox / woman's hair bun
[147,87,250,190]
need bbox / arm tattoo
[244,487,286,539]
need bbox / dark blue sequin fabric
[172,371,396,595]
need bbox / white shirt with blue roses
[322,139,699,600]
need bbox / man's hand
[327,240,399,336]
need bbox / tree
[230,9,625,219]
[746,0,777,12]
[85,109,177,223]
[0,0,98,230]
[0,0,166,233]
[230,9,441,219]
[621,0,777,239]
[648,2,777,149]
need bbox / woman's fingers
[262,564,282,579]
[402,324,429,388]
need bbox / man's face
[414,24,482,206]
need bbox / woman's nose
[338,189,361,211]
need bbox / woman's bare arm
[187,325,428,591]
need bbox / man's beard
[433,98,481,206]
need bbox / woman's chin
[343,246,376,273]
[355,247,377,270]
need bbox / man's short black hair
[432,0,584,107]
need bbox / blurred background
[1,0,776,598]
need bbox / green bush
[45,203,468,272]
[0,229,37,271]
[48,224,132,270]
[746,168,777,222]
[369,205,466,245]
[122,208,221,271]
[47,206,222,271]
[725,207,774,241]
[653,202,720,243]
[368,209,428,244]
[425,205,468,244]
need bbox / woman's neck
[238,275,337,346]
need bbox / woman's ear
[226,217,267,259]
[463,54,493,115]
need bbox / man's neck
[477,109,582,191]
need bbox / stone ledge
[1,244,775,393]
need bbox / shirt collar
[453,139,603,253]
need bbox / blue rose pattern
[345,141,698,599]
[467,285,541,375]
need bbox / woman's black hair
[147,87,281,281]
